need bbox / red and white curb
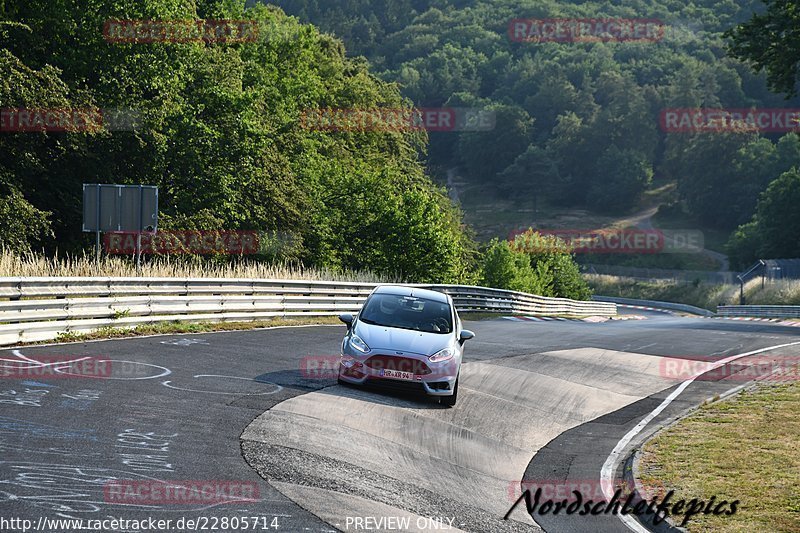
[503,316,574,322]
[615,303,677,315]
[502,315,647,323]
[709,316,800,327]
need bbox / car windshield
[359,293,452,334]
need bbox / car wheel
[440,376,459,407]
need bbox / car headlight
[349,335,370,354]
[429,347,455,362]
[341,355,358,368]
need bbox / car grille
[364,355,431,375]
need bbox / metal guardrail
[0,277,616,346]
[592,295,714,316]
[717,305,800,318]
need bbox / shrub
[481,231,591,300]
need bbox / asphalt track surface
[1,310,799,533]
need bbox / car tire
[440,376,459,407]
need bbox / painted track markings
[708,316,800,327]
[502,315,646,323]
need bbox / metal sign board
[82,184,158,232]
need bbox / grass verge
[37,317,342,345]
[639,383,800,532]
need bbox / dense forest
[1,0,799,294]
[1,0,597,296]
[1,0,478,283]
[270,0,800,266]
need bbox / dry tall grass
[0,250,391,282]
[743,277,800,305]
[585,274,800,309]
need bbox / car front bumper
[338,352,459,396]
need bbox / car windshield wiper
[360,317,414,330]
[360,316,448,334]
[358,317,389,327]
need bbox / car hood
[354,321,452,356]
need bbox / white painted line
[194,374,257,379]
[162,375,283,395]
[5,349,90,367]
[601,340,800,533]
[53,360,172,380]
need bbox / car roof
[372,285,449,303]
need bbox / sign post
[83,184,158,267]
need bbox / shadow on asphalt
[254,365,451,408]
[254,368,336,390]
[329,378,451,409]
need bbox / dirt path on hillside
[632,207,730,271]
[447,167,460,204]
[449,168,732,272]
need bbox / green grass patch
[640,382,800,532]
[43,317,341,345]
[458,181,627,242]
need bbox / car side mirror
[338,313,354,328]
[459,329,475,344]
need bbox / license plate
[381,369,415,380]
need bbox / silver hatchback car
[337,285,474,406]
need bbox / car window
[359,294,452,334]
